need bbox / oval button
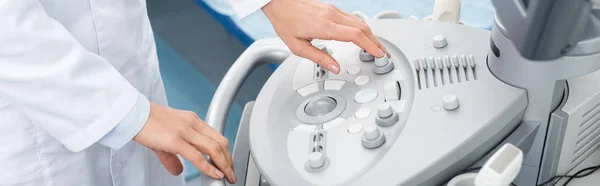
[354,89,378,104]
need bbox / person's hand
[262,0,390,74]
[133,103,236,184]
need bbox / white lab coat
[0,0,267,185]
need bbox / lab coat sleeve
[97,94,150,149]
[228,0,271,19]
[0,0,148,152]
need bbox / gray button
[376,103,399,127]
[362,126,386,149]
[376,110,399,127]
[363,126,380,140]
[377,103,394,118]
[374,55,394,74]
[304,96,337,116]
[359,49,374,62]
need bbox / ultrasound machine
[199,0,600,185]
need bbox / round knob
[443,94,459,110]
[376,103,399,127]
[304,96,337,116]
[362,125,386,149]
[308,151,326,168]
[363,126,381,140]
[377,103,394,118]
[375,55,389,67]
[359,49,374,62]
[373,55,395,74]
[433,35,448,48]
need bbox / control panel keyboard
[247,19,527,186]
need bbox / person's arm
[0,1,236,183]
[228,0,271,19]
[228,0,390,74]
[0,0,147,152]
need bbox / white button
[354,108,372,119]
[383,81,400,102]
[443,94,460,110]
[354,89,378,103]
[433,35,448,48]
[354,75,370,86]
[363,126,380,140]
[323,118,346,130]
[377,103,394,118]
[324,80,345,91]
[347,65,361,75]
[297,83,319,97]
[347,123,363,133]
[308,152,326,168]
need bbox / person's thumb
[153,149,184,175]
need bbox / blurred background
[144,0,494,184]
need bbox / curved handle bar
[200,38,290,186]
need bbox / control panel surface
[248,19,528,186]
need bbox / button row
[413,54,476,71]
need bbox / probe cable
[461,163,600,186]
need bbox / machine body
[200,0,600,185]
[246,19,527,186]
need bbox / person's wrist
[98,93,150,149]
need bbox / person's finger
[183,129,236,184]
[288,38,340,74]
[323,23,383,59]
[181,111,234,171]
[154,150,184,175]
[175,142,225,180]
[329,5,360,21]
[329,7,391,57]
[192,122,234,170]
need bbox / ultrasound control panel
[247,19,528,186]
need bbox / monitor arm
[491,0,600,60]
